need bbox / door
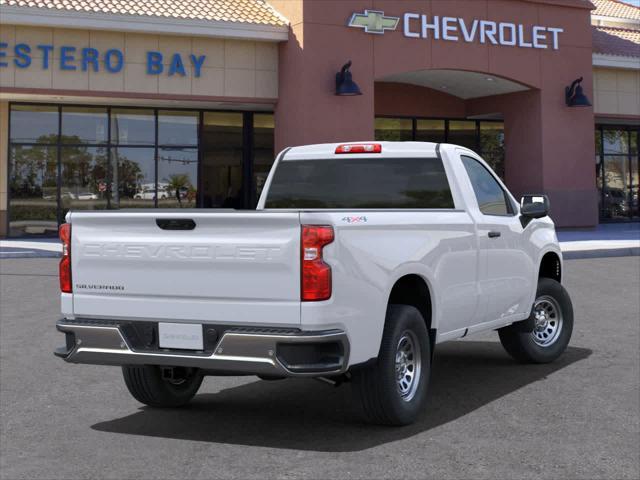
[597,126,640,221]
[460,155,534,325]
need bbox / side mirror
[520,194,550,219]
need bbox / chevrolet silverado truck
[55,142,573,425]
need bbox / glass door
[631,131,639,220]
[597,126,640,222]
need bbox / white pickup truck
[55,142,573,425]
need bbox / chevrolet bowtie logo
[348,10,400,35]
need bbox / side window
[461,155,512,216]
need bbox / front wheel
[499,278,573,364]
[122,365,203,407]
[351,305,431,426]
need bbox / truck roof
[283,141,441,160]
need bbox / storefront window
[632,131,639,219]
[595,129,604,216]
[9,105,59,144]
[480,122,505,179]
[253,114,275,206]
[111,109,155,146]
[415,119,445,143]
[158,111,199,146]
[603,129,629,154]
[603,155,629,220]
[596,126,640,222]
[5,104,275,236]
[201,112,244,208]
[60,146,110,215]
[61,107,108,145]
[112,147,156,208]
[158,148,198,208]
[375,117,506,179]
[8,145,58,236]
[632,154,639,220]
[448,120,477,150]
[375,118,413,141]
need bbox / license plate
[158,322,203,350]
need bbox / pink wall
[273,0,598,227]
[375,83,466,119]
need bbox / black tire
[352,305,431,426]
[499,278,573,364]
[122,365,203,408]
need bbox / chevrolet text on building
[348,10,564,50]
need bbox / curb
[562,248,640,260]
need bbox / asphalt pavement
[0,257,638,480]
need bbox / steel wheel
[395,330,422,402]
[532,295,564,347]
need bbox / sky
[618,0,640,7]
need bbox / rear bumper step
[55,320,349,377]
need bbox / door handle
[488,231,501,238]
[156,218,196,230]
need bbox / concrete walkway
[0,238,62,258]
[557,223,640,259]
[1,223,639,259]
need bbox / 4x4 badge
[348,10,400,35]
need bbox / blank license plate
[158,322,203,350]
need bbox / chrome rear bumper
[55,319,349,377]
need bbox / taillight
[59,223,72,293]
[301,225,334,301]
[335,143,382,154]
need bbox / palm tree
[166,174,192,207]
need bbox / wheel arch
[538,250,562,283]
[386,273,436,354]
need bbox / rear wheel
[352,305,431,426]
[499,278,573,364]
[122,365,203,407]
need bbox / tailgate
[69,211,301,325]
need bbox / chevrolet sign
[348,10,564,50]
[348,10,400,34]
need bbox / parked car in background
[134,184,168,200]
[60,191,99,201]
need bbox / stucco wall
[0,25,278,99]
[593,67,640,117]
[375,82,466,118]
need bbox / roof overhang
[593,53,640,70]
[378,70,530,100]
[1,5,290,42]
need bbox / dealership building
[0,0,638,237]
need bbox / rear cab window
[265,157,455,209]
